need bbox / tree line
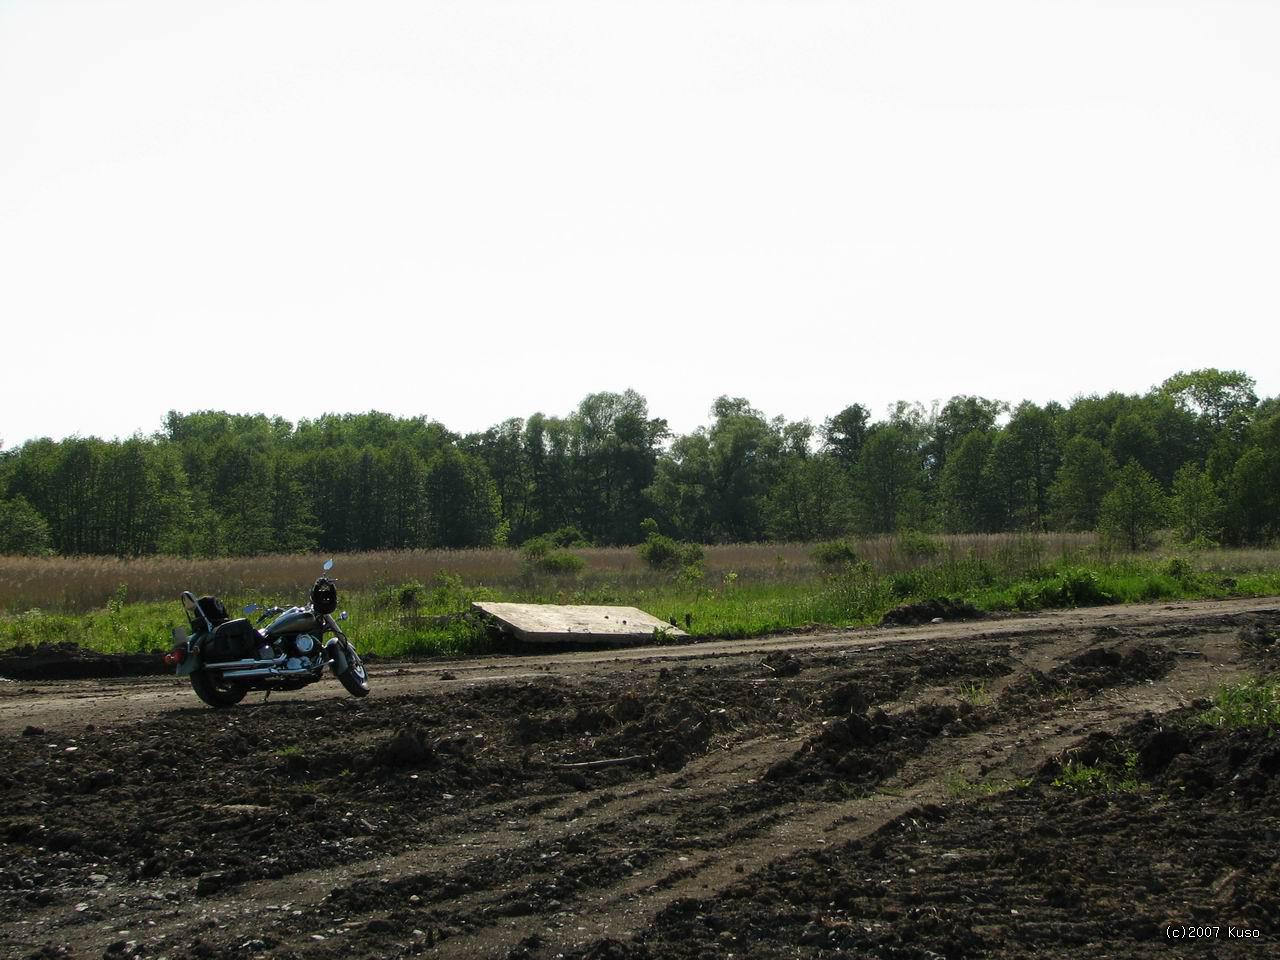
[1,369,1277,557]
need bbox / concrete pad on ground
[471,602,687,645]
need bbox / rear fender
[176,633,205,676]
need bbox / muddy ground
[1,598,1278,959]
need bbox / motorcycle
[163,559,370,707]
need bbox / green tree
[937,430,996,532]
[991,402,1061,530]
[1222,448,1277,546]
[1160,369,1257,436]
[646,432,714,543]
[704,397,784,541]
[423,447,501,548]
[854,424,925,533]
[927,395,1005,481]
[0,496,53,555]
[1049,436,1116,531]
[821,404,870,470]
[766,452,851,541]
[1169,463,1224,543]
[1098,462,1167,551]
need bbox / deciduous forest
[1,369,1276,557]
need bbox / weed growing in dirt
[956,681,992,707]
[1052,750,1143,794]
[944,772,1029,799]
[1200,678,1280,730]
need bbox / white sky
[2,0,1277,446]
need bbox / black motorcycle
[164,559,370,707]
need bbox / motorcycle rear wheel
[191,671,249,708]
[336,645,370,698]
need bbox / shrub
[532,550,586,575]
[888,569,927,600]
[896,530,943,562]
[521,537,586,575]
[810,540,860,567]
[546,526,591,548]
[1008,566,1116,610]
[378,580,426,610]
[637,520,703,572]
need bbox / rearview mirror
[243,603,259,615]
[338,610,349,621]
[323,558,334,572]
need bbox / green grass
[2,553,1279,660]
[943,771,1029,799]
[1051,749,1143,794]
[1200,678,1280,730]
[956,681,992,707]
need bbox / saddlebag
[202,618,261,662]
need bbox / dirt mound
[879,597,983,627]
[1003,644,1175,707]
[764,701,987,790]
[760,651,802,676]
[0,642,166,681]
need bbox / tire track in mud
[430,645,1252,960]
[2,599,1275,959]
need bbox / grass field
[2,534,1279,659]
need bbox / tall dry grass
[0,533,1103,613]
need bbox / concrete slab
[471,602,687,646]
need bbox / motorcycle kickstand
[262,690,272,705]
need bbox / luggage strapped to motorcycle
[181,591,217,634]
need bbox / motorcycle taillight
[163,648,186,666]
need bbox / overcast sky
[2,0,1277,446]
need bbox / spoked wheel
[336,643,370,698]
[191,671,249,708]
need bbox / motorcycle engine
[293,634,317,655]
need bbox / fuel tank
[264,606,322,638]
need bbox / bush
[637,520,704,572]
[1158,555,1195,584]
[888,569,928,600]
[811,540,860,567]
[533,550,586,575]
[521,536,586,575]
[375,580,427,610]
[546,525,591,548]
[896,530,943,562]
[1009,566,1116,610]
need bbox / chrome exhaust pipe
[218,663,320,679]
[203,655,287,670]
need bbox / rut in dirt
[1,602,1276,960]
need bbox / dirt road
[3,597,1278,959]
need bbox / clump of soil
[764,701,986,789]
[879,598,983,627]
[760,651,802,677]
[0,642,166,681]
[1003,644,1174,706]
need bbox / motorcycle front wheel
[336,644,370,698]
[191,671,249,708]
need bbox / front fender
[325,637,349,676]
